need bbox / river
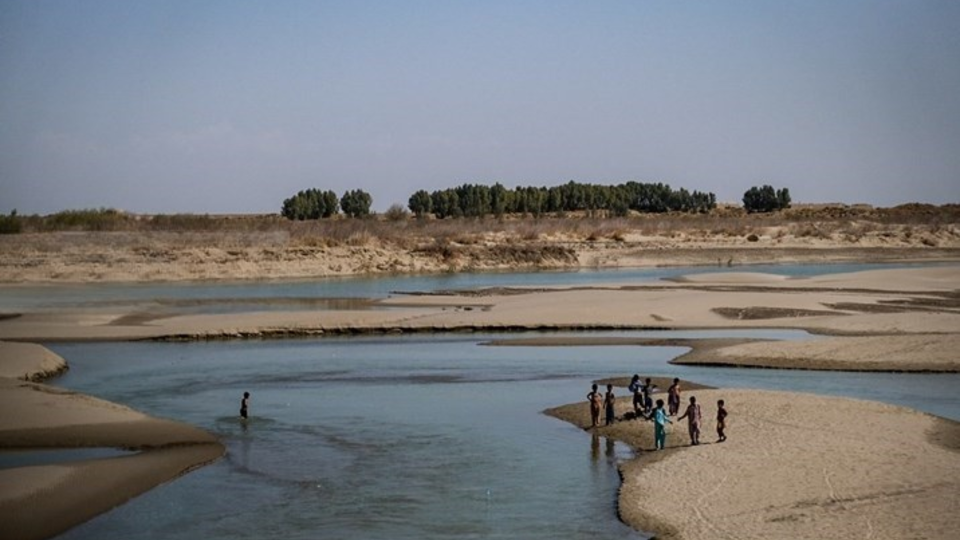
[2,263,955,539]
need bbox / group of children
[586,376,728,450]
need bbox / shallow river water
[4,262,955,539]
[46,330,960,540]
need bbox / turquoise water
[47,331,960,540]
[1,262,947,312]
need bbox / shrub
[0,210,21,234]
[44,208,129,231]
[384,204,409,222]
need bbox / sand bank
[2,266,957,371]
[0,341,68,380]
[547,388,960,540]
[0,343,224,540]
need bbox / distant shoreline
[2,206,959,284]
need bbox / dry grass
[5,204,959,252]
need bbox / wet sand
[0,344,224,540]
[2,266,957,372]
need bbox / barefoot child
[667,378,681,416]
[677,395,702,445]
[603,384,616,426]
[587,384,602,427]
[653,399,672,450]
[716,399,728,442]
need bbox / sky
[1,0,958,215]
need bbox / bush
[44,208,129,231]
[0,210,21,234]
[384,204,409,222]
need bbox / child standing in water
[677,396,702,445]
[240,391,250,420]
[587,384,602,428]
[653,399,672,450]
[716,399,728,442]
[603,384,616,426]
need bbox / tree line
[281,181,720,221]
[0,182,791,234]
[409,181,718,219]
[280,181,793,220]
[281,189,373,220]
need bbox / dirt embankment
[1,206,959,283]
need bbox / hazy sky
[2,1,958,215]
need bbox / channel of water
[1,262,953,539]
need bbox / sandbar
[3,266,957,372]
[547,387,960,539]
[0,343,224,540]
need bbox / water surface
[2,261,943,312]
[47,332,960,540]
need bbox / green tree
[431,189,461,219]
[776,187,792,211]
[743,185,790,213]
[340,189,373,218]
[281,189,339,220]
[490,183,510,217]
[321,191,339,217]
[408,190,433,218]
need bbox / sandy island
[1,265,959,538]
[2,266,958,372]
[0,343,224,540]
[546,385,960,540]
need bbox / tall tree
[340,189,373,218]
[408,189,433,218]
